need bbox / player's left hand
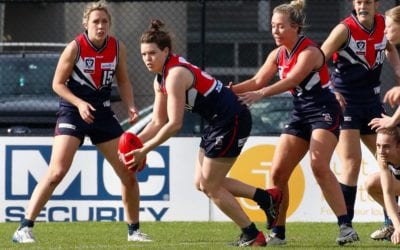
[368,114,397,131]
[124,148,146,171]
[238,90,263,106]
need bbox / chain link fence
[0,0,399,134]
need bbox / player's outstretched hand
[369,114,397,131]
[384,86,400,108]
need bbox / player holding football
[12,0,151,243]
[126,19,282,247]
[321,0,400,241]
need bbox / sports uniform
[278,35,342,140]
[331,11,387,133]
[157,54,251,158]
[55,32,123,144]
[388,162,400,181]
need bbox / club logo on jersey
[355,40,366,55]
[84,57,95,73]
[322,113,333,123]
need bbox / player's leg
[13,135,80,243]
[309,129,359,245]
[199,155,266,246]
[267,133,309,245]
[336,129,362,223]
[97,138,151,242]
[365,172,395,240]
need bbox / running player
[230,0,359,246]
[12,0,151,243]
[321,0,400,240]
[126,18,282,247]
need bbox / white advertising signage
[0,136,382,223]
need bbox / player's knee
[48,169,68,185]
[199,182,220,199]
[364,173,381,194]
[271,168,289,186]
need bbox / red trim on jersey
[159,54,216,95]
[218,115,238,157]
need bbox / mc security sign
[5,145,170,201]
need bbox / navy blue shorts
[200,108,252,158]
[54,108,123,145]
[283,103,342,141]
[341,102,385,134]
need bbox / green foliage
[0,222,398,249]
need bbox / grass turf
[0,221,398,249]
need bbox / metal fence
[0,0,399,133]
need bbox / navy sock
[383,210,392,226]
[340,183,357,222]
[19,218,34,230]
[128,223,140,235]
[337,214,351,227]
[253,188,270,210]
[271,225,285,239]
[241,222,258,239]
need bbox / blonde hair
[82,0,112,27]
[273,0,306,34]
[386,6,400,25]
[377,127,400,144]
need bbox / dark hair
[140,19,172,51]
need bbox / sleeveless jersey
[277,35,336,110]
[388,162,400,181]
[60,32,119,110]
[331,11,387,105]
[157,54,245,121]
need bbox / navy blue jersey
[277,35,338,114]
[158,54,251,158]
[277,35,342,140]
[331,11,387,105]
[157,54,248,122]
[60,32,119,111]
[388,162,400,181]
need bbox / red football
[118,131,146,172]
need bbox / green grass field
[0,221,398,249]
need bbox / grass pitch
[0,221,398,249]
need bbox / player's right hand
[384,86,400,107]
[77,101,96,124]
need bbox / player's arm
[238,47,322,105]
[320,23,348,62]
[115,41,139,124]
[380,164,400,240]
[385,42,400,85]
[52,41,79,104]
[140,67,188,155]
[52,41,95,123]
[263,47,322,96]
[138,77,169,143]
[231,48,278,94]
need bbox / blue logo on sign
[5,145,169,201]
